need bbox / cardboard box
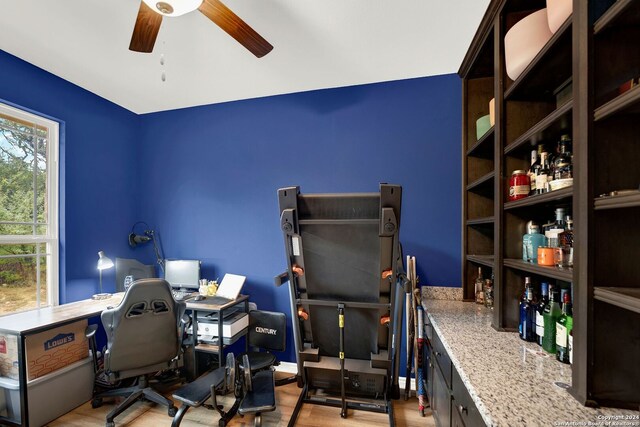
[0,334,19,380]
[25,320,89,381]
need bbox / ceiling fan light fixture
[142,0,202,17]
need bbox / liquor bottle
[568,330,573,364]
[545,208,566,248]
[522,221,547,263]
[556,292,573,363]
[528,149,539,195]
[558,216,574,268]
[535,282,549,346]
[483,278,494,309]
[535,152,551,194]
[542,286,562,354]
[474,267,484,305]
[553,135,573,181]
[519,277,535,342]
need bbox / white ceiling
[0,0,490,114]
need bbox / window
[0,102,59,316]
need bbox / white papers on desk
[216,273,246,300]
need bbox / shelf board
[466,255,495,268]
[466,216,495,226]
[504,258,573,282]
[594,0,640,34]
[595,192,640,210]
[504,18,572,101]
[504,186,573,210]
[466,171,495,193]
[467,126,495,157]
[594,84,640,121]
[504,100,573,155]
[594,287,640,314]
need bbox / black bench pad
[173,367,225,407]
[239,370,276,414]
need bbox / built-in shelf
[504,18,572,101]
[504,101,573,155]
[467,126,495,157]
[466,216,495,226]
[466,171,495,193]
[594,287,640,315]
[594,0,640,35]
[504,187,573,210]
[503,258,573,282]
[466,254,495,268]
[594,192,640,210]
[594,85,640,121]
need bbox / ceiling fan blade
[129,1,163,53]
[198,0,273,58]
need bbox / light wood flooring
[48,372,435,427]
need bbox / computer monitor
[164,259,201,290]
[115,258,156,292]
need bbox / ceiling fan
[129,0,273,57]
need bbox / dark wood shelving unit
[466,171,495,193]
[503,258,572,282]
[466,216,495,226]
[594,85,640,121]
[504,100,573,155]
[460,0,639,414]
[594,287,640,315]
[504,18,572,101]
[594,192,640,210]
[466,255,495,268]
[503,186,573,210]
[467,126,495,157]
[594,0,640,34]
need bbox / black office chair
[91,278,187,427]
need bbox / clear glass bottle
[557,216,574,267]
[545,208,566,248]
[553,135,573,180]
[474,267,484,305]
[528,148,539,195]
[483,278,494,309]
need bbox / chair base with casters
[92,375,177,427]
[237,355,276,427]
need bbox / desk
[185,295,250,380]
[0,294,124,427]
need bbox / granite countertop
[423,299,640,427]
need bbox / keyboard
[172,289,194,301]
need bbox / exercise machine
[275,184,406,425]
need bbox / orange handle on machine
[381,269,393,279]
[297,307,309,320]
[380,315,391,326]
[292,264,305,277]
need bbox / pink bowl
[547,0,572,33]
[504,8,553,81]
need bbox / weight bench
[171,354,240,427]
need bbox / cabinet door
[431,352,451,427]
[451,400,466,427]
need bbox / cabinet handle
[435,351,441,356]
[458,404,468,414]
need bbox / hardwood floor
[48,372,435,426]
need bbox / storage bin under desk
[0,356,93,426]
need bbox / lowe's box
[25,320,89,381]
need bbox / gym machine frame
[275,184,407,426]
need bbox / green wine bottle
[556,292,573,364]
[542,286,562,354]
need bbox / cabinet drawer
[452,368,486,427]
[431,329,452,388]
[431,353,451,427]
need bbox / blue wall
[0,50,140,302]
[138,75,462,363]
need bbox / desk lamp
[93,251,114,300]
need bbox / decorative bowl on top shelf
[549,178,573,191]
[547,0,572,34]
[504,8,553,81]
[476,114,491,140]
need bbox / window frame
[0,102,59,310]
